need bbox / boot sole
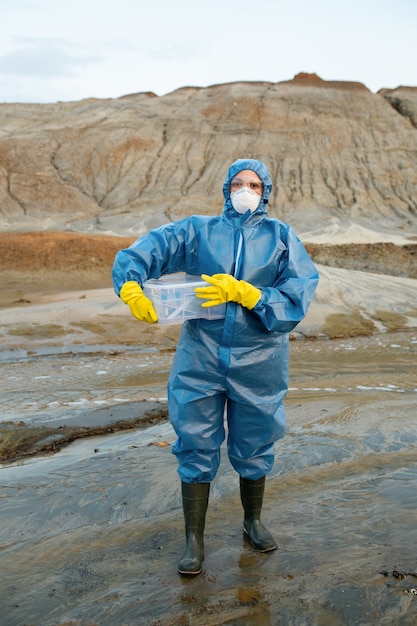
[177,567,202,575]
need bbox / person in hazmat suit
[112,158,319,576]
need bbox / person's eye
[250,183,262,190]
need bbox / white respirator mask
[230,187,261,214]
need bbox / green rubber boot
[240,476,277,552]
[177,482,210,575]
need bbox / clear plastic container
[143,273,225,325]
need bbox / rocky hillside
[0,73,416,241]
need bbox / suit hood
[222,159,273,217]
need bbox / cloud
[143,41,205,63]
[0,38,100,78]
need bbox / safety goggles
[230,177,263,194]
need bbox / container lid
[143,273,205,287]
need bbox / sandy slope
[0,230,416,341]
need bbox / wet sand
[1,330,417,625]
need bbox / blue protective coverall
[112,159,319,483]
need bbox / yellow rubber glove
[195,274,261,310]
[120,281,158,323]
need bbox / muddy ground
[1,331,417,626]
[1,232,417,625]
[1,232,416,294]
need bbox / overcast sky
[1,0,416,104]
